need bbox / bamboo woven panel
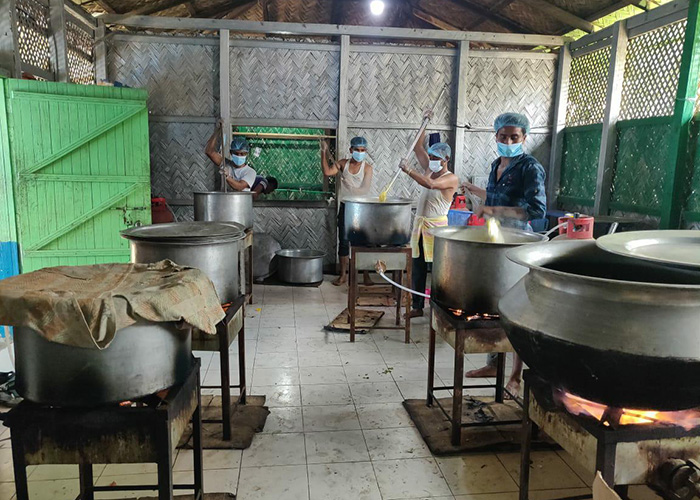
[16,0,51,72]
[66,19,95,84]
[347,51,455,126]
[566,46,611,127]
[229,47,339,122]
[108,40,219,116]
[619,20,687,120]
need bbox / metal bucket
[343,197,412,246]
[122,222,245,303]
[14,323,192,407]
[276,249,324,284]
[430,226,546,314]
[194,191,254,229]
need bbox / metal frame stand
[194,295,247,441]
[7,359,204,500]
[242,229,253,305]
[427,301,520,446]
[348,245,412,343]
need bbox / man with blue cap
[463,112,547,394]
[205,120,257,191]
[321,136,374,286]
[400,117,459,317]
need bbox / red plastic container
[451,195,467,209]
[468,214,486,226]
[558,214,594,239]
[151,197,175,224]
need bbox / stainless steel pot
[14,322,192,407]
[499,239,700,410]
[343,197,412,246]
[194,191,254,229]
[121,222,245,303]
[276,249,324,284]
[430,226,546,314]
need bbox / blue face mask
[352,151,366,162]
[497,142,523,158]
[231,153,247,166]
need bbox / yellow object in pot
[378,191,387,203]
[486,218,505,244]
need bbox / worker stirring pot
[463,112,547,397]
[321,136,375,286]
[205,120,257,192]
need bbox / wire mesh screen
[234,126,333,201]
[16,0,51,72]
[685,118,700,215]
[620,20,687,120]
[66,18,95,84]
[558,125,602,205]
[565,46,611,127]
[611,118,673,214]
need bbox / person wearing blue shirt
[462,112,547,397]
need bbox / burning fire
[447,308,499,321]
[557,391,700,430]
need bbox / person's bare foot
[505,377,521,400]
[407,308,423,319]
[465,365,498,378]
[332,275,347,286]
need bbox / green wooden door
[3,79,151,272]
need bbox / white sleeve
[242,167,257,191]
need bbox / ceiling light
[370,0,385,16]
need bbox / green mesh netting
[558,125,602,205]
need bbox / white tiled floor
[0,278,652,499]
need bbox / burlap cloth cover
[0,260,225,349]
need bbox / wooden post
[219,29,231,163]
[95,20,107,82]
[0,0,20,78]
[452,40,469,176]
[594,21,628,217]
[660,0,700,228]
[337,35,350,166]
[49,0,70,82]
[547,43,572,209]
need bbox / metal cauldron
[14,322,192,407]
[343,197,412,246]
[430,226,546,314]
[276,249,324,284]
[499,239,700,410]
[194,191,254,229]
[121,222,245,303]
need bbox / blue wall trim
[0,241,19,281]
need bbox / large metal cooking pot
[121,222,245,303]
[343,197,412,246]
[276,249,324,284]
[431,226,546,314]
[499,239,700,410]
[194,191,254,229]
[14,322,191,407]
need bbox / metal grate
[234,127,334,201]
[620,20,687,120]
[16,0,51,72]
[66,19,95,84]
[565,46,611,127]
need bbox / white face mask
[429,160,443,173]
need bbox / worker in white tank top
[321,136,374,286]
[399,113,459,317]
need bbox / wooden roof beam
[528,0,599,33]
[124,0,190,16]
[184,2,197,16]
[465,0,516,30]
[454,0,531,33]
[80,0,116,13]
[215,0,258,19]
[412,8,460,31]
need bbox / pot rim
[430,226,547,246]
[276,249,325,259]
[343,196,413,205]
[193,191,254,197]
[506,239,700,290]
[121,221,245,244]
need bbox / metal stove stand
[242,228,254,305]
[5,359,203,500]
[427,301,520,446]
[193,294,247,441]
[519,370,700,500]
[348,245,412,343]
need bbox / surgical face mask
[428,159,443,173]
[497,142,523,158]
[231,153,247,166]
[352,151,366,162]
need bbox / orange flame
[558,391,700,430]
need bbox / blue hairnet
[427,142,451,160]
[350,136,368,149]
[494,113,530,134]
[230,136,250,153]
